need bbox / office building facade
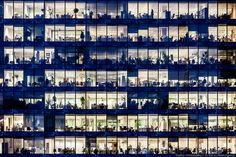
[0,0,236,155]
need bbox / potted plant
[47,8,53,18]
[74,8,79,18]
[135,120,140,131]
[80,96,85,109]
[161,51,169,64]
